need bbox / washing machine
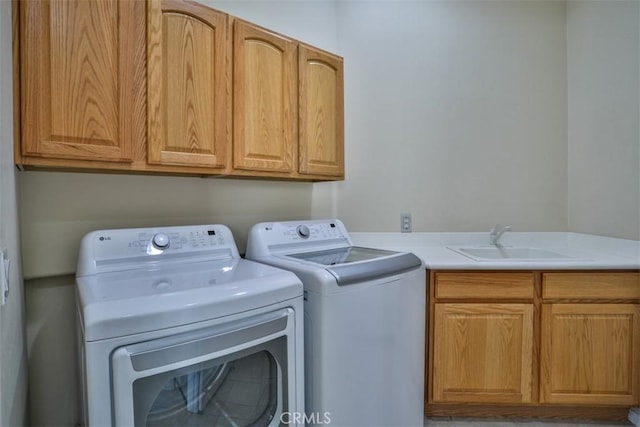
[75,224,304,426]
[246,219,426,427]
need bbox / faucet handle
[490,224,511,234]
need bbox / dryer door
[111,308,296,426]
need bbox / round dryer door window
[139,350,279,426]
[110,309,296,427]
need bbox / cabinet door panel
[433,303,534,403]
[298,45,344,177]
[541,303,640,405]
[20,0,138,161]
[147,0,228,168]
[233,21,296,173]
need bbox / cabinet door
[433,303,534,403]
[298,45,344,177]
[19,0,140,162]
[147,0,228,168]
[541,303,640,405]
[233,21,296,173]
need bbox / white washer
[76,224,304,426]
[246,219,426,427]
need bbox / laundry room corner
[24,275,78,426]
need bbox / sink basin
[449,246,574,261]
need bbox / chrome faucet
[489,224,511,246]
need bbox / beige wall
[315,0,570,233]
[0,0,28,425]
[20,172,313,278]
[567,0,640,240]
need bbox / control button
[297,225,310,239]
[152,233,170,250]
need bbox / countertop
[349,232,640,270]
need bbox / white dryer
[75,224,304,426]
[246,219,426,427]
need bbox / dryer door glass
[111,309,294,427]
[135,347,281,426]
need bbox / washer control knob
[297,225,310,239]
[152,233,170,250]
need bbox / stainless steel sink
[449,246,574,261]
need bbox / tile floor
[424,418,633,427]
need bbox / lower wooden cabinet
[541,303,640,405]
[433,303,533,404]
[427,270,640,418]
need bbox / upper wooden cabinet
[14,0,344,181]
[18,0,143,162]
[233,21,296,173]
[232,22,344,179]
[147,0,229,168]
[299,45,344,177]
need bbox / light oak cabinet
[233,21,297,173]
[433,303,534,404]
[17,0,143,163]
[427,270,640,419]
[232,21,344,178]
[147,0,229,169]
[430,272,535,405]
[540,273,640,406]
[298,45,344,177]
[14,0,344,181]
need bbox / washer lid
[286,247,423,286]
[287,246,398,265]
[77,258,302,341]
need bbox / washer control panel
[246,219,351,259]
[277,221,346,242]
[77,224,240,276]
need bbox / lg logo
[98,236,112,241]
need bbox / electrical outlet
[400,213,412,233]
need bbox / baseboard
[628,408,640,427]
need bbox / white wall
[0,0,28,425]
[315,0,569,233]
[567,0,640,240]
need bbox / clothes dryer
[76,224,304,426]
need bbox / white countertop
[349,232,640,270]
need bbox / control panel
[77,225,240,276]
[273,221,346,242]
[129,228,226,253]
[246,219,352,259]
